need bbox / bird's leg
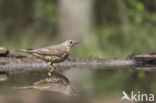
[48,62,56,76]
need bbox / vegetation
[0,0,156,58]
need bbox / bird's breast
[47,53,69,63]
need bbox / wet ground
[0,65,156,103]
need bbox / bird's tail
[15,49,34,53]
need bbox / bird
[16,40,80,76]
[14,72,78,96]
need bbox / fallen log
[0,53,135,73]
[1,47,156,74]
[0,47,9,56]
[129,53,156,67]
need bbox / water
[0,66,156,103]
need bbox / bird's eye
[70,41,72,44]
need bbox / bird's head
[62,40,80,49]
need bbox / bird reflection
[14,72,78,96]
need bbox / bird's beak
[74,41,80,44]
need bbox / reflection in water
[0,72,8,82]
[14,72,78,96]
[0,66,155,103]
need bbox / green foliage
[71,34,105,58]
[1,0,156,58]
[93,24,156,58]
[33,0,57,24]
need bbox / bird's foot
[48,72,52,77]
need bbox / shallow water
[0,66,156,103]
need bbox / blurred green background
[0,0,156,58]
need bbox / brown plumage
[16,40,79,76]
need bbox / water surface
[0,66,155,103]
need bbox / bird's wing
[32,45,67,56]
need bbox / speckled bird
[16,40,80,76]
